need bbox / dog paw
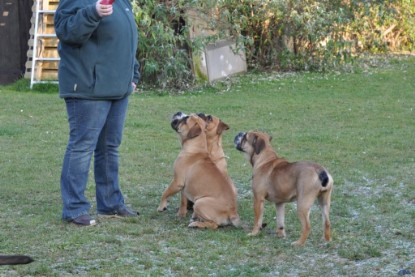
[248,230,259,236]
[276,228,286,238]
[177,211,187,217]
[188,222,199,228]
[277,232,286,238]
[291,240,305,247]
[157,206,167,212]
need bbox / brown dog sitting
[171,112,230,175]
[197,113,230,176]
[234,131,333,246]
[157,114,241,229]
[170,112,236,214]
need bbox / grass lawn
[0,55,414,276]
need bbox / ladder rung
[32,81,59,85]
[36,34,58,38]
[30,3,58,89]
[34,57,60,61]
[38,10,56,14]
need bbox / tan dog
[198,112,238,195]
[171,112,236,214]
[234,131,333,246]
[157,114,241,229]
[171,112,230,175]
[197,113,230,176]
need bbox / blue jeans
[61,96,129,220]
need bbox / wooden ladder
[29,0,60,88]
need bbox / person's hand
[131,82,137,92]
[96,1,113,17]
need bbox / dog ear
[253,136,265,154]
[217,120,230,135]
[197,113,207,121]
[187,124,202,139]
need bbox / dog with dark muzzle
[234,131,333,246]
[157,114,241,229]
[170,112,236,215]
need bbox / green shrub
[133,0,414,89]
[347,0,415,53]
[214,0,354,71]
[134,0,196,89]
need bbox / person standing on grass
[54,0,140,226]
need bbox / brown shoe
[70,214,97,226]
[98,206,139,218]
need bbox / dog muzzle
[234,132,246,152]
[171,111,187,121]
[171,112,188,131]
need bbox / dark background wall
[0,0,32,85]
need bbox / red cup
[100,0,115,4]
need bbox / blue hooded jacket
[54,0,140,99]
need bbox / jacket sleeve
[54,0,102,45]
[133,58,140,84]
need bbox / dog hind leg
[275,203,286,238]
[249,195,265,236]
[318,189,332,242]
[292,196,315,246]
[189,198,226,229]
[188,220,219,229]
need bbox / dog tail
[318,170,333,192]
[319,171,329,187]
[0,255,34,266]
